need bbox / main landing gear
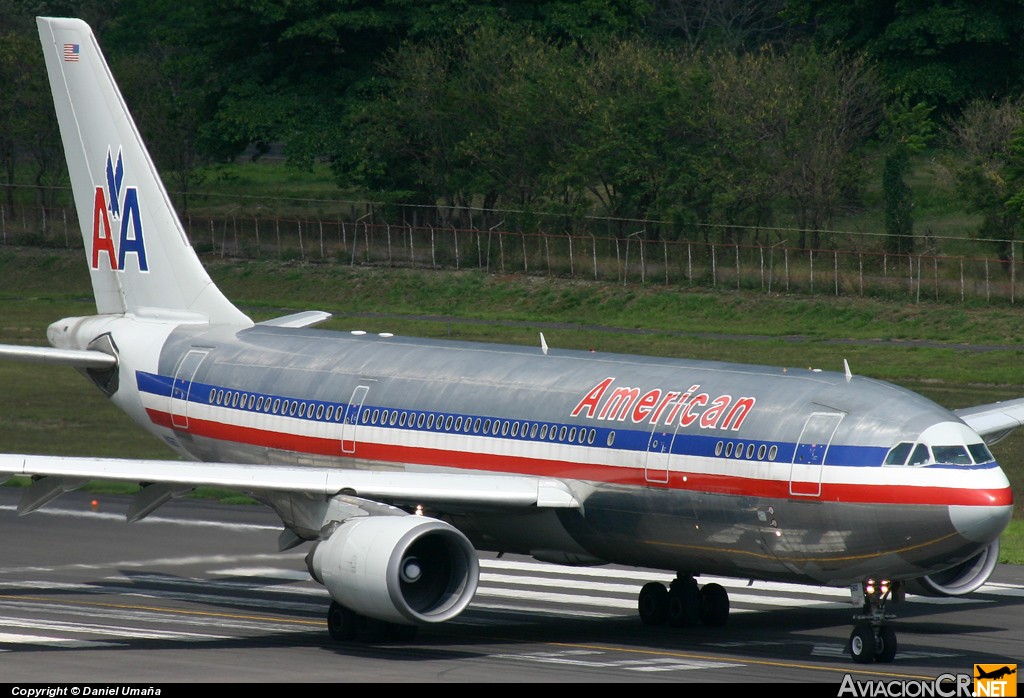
[327,601,419,643]
[848,579,900,664]
[638,575,730,628]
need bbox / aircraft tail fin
[37,17,251,326]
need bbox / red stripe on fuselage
[145,409,1013,508]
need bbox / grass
[0,246,1020,561]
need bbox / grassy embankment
[0,246,1021,561]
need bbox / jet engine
[906,540,1000,597]
[307,515,479,625]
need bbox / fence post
[567,233,573,277]
[859,253,863,295]
[759,246,765,290]
[985,258,990,302]
[784,248,790,291]
[319,220,325,259]
[1013,243,1016,305]
[711,243,717,287]
[639,237,646,284]
[933,256,938,301]
[409,223,415,267]
[735,243,740,290]
[454,226,459,270]
[834,251,839,296]
[386,223,392,266]
[590,233,597,280]
[664,240,669,285]
[809,249,814,292]
[63,208,68,248]
[960,259,964,302]
[916,255,921,303]
[254,217,260,258]
[429,224,436,269]
[687,242,692,284]
[523,232,529,275]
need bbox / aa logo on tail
[91,147,148,272]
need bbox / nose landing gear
[849,579,901,664]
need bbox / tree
[948,97,1024,264]
[880,96,934,256]
[785,0,1024,112]
[706,45,881,248]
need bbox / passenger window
[768,445,777,461]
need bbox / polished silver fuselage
[115,322,1013,588]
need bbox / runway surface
[0,487,1020,684]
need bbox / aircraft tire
[638,582,669,626]
[849,625,877,664]
[327,601,360,641]
[875,627,897,663]
[699,583,730,627]
[667,580,700,627]
[387,623,420,642]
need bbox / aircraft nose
[949,504,1013,543]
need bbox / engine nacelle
[906,540,1000,597]
[307,515,479,625]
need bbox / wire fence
[3,203,1021,304]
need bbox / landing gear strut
[848,579,900,664]
[638,575,730,628]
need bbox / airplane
[0,16,1016,665]
[975,666,1017,680]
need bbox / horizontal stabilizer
[257,311,333,329]
[0,454,581,514]
[0,344,116,369]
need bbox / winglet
[540,332,548,355]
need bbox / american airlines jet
[0,17,1016,665]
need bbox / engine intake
[307,515,479,625]
[906,540,1000,597]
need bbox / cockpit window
[884,442,913,466]
[931,445,972,465]
[907,443,931,466]
[968,442,995,464]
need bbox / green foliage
[947,97,1024,262]
[785,0,1024,111]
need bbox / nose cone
[950,503,1013,543]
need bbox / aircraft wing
[0,343,116,368]
[0,453,581,519]
[955,398,1024,444]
